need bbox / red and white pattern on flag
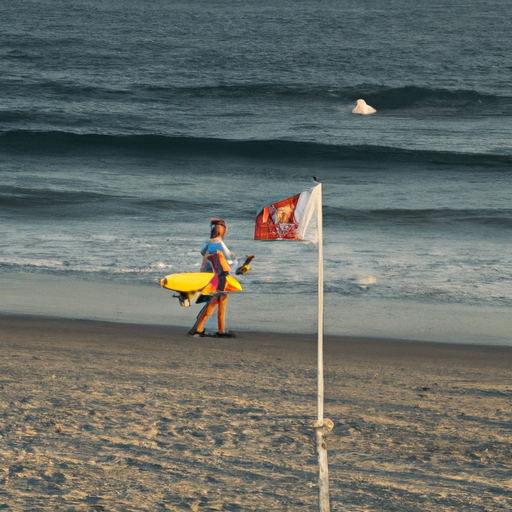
[254,193,302,240]
[255,184,320,241]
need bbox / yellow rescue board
[160,272,242,293]
[161,272,214,292]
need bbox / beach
[1,315,511,511]
[2,1,512,509]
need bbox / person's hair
[210,218,226,238]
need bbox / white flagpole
[317,183,324,423]
[315,183,331,512]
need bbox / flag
[255,181,331,511]
[254,184,321,240]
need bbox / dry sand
[0,315,511,511]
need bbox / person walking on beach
[188,218,236,338]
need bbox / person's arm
[220,240,235,261]
[200,252,210,272]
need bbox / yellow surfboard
[160,272,242,294]
[161,272,214,292]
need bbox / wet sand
[1,315,511,511]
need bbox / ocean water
[1,0,511,344]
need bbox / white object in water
[352,99,376,115]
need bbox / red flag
[254,184,320,241]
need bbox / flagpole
[254,182,331,510]
[317,183,324,423]
[315,183,330,512]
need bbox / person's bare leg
[194,296,220,333]
[216,294,229,333]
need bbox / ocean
[1,0,511,344]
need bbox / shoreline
[2,270,512,346]
[2,312,512,361]
[2,310,512,351]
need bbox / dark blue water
[1,0,511,340]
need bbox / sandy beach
[1,315,511,511]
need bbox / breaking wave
[324,207,512,229]
[2,130,511,167]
